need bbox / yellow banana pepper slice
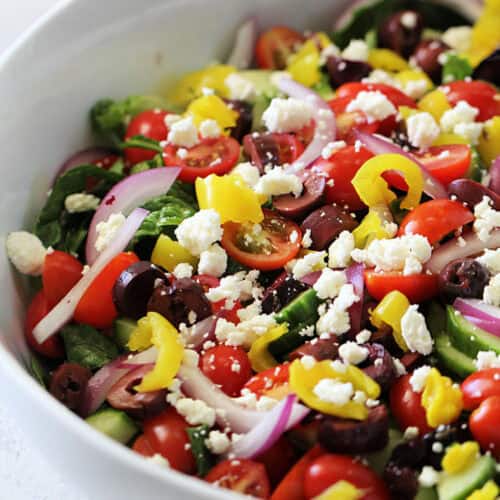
[466,481,499,500]
[352,208,394,248]
[418,89,451,122]
[150,234,197,273]
[468,0,500,66]
[313,480,363,500]
[442,441,480,475]
[478,116,500,167]
[368,49,409,72]
[186,94,238,130]
[248,324,288,373]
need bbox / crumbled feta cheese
[235,388,258,408]
[419,466,440,488]
[198,244,227,277]
[432,442,444,453]
[339,341,369,365]
[173,262,193,279]
[175,397,216,426]
[167,115,199,148]
[328,231,355,268]
[393,357,407,376]
[406,112,441,149]
[454,122,483,145]
[225,73,256,101]
[175,209,223,255]
[254,166,303,197]
[342,39,369,62]
[301,355,317,370]
[319,43,340,64]
[403,79,430,100]
[409,365,432,392]
[299,324,315,337]
[352,390,367,405]
[165,114,182,128]
[440,100,482,144]
[94,212,126,253]
[345,91,396,123]
[64,193,100,213]
[183,348,200,367]
[475,350,500,370]
[292,251,326,280]
[237,300,262,322]
[262,97,314,133]
[215,314,275,348]
[301,229,313,249]
[321,140,347,159]
[177,148,188,159]
[313,379,354,405]
[401,305,433,355]
[404,426,420,440]
[316,284,359,336]
[148,453,170,467]
[473,196,500,242]
[313,268,347,300]
[442,26,472,53]
[484,273,500,307]
[477,249,500,275]
[199,119,222,139]
[363,69,397,86]
[206,270,261,308]
[5,231,47,276]
[356,329,372,344]
[400,11,418,29]
[232,162,260,187]
[205,430,231,454]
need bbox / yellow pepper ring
[248,324,288,373]
[352,153,424,210]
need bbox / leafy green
[442,53,473,83]
[30,355,48,388]
[120,135,163,154]
[61,324,119,370]
[332,0,471,49]
[129,153,164,175]
[186,425,214,477]
[365,29,378,49]
[312,73,335,100]
[389,198,410,225]
[468,146,486,182]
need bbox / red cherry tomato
[244,364,290,397]
[163,136,240,183]
[444,81,500,122]
[74,252,139,329]
[42,250,83,308]
[221,209,302,271]
[312,145,373,211]
[336,82,418,109]
[200,345,252,396]
[469,395,500,459]
[141,407,196,473]
[398,199,474,244]
[205,458,271,498]
[364,270,439,303]
[255,26,305,70]
[257,437,297,488]
[271,445,324,500]
[132,434,155,457]
[124,110,170,165]
[390,374,432,435]
[461,368,500,411]
[304,454,389,500]
[192,274,220,292]
[25,291,64,359]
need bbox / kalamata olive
[361,343,397,393]
[383,462,419,500]
[412,39,450,83]
[439,258,490,301]
[113,261,168,319]
[326,56,372,87]
[49,363,92,414]
[488,159,500,196]
[107,365,167,419]
[472,49,500,87]
[369,325,400,355]
[377,10,424,58]
[261,272,309,314]
[243,133,281,173]
[399,352,424,372]
[300,204,358,250]
[147,278,212,328]
[273,174,326,219]
[448,178,500,210]
[390,437,427,468]
[318,405,389,454]
[226,99,253,142]
[289,338,340,362]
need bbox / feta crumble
[94,212,126,253]
[313,268,347,300]
[199,119,222,139]
[419,466,440,488]
[321,140,347,160]
[475,350,500,370]
[316,284,359,336]
[167,115,199,148]
[292,251,326,280]
[175,209,223,256]
[409,365,432,392]
[339,341,369,365]
[477,248,500,274]
[345,91,396,123]
[232,162,260,187]
[225,73,256,101]
[328,231,355,268]
[401,305,433,355]
[175,397,216,426]
[440,100,482,144]
[314,379,354,405]
[254,167,303,197]
[356,329,372,344]
[172,262,193,280]
[442,26,472,53]
[64,193,100,213]
[473,196,500,242]
[342,39,369,62]
[406,112,441,149]
[206,270,261,308]
[483,273,500,307]
[198,244,227,277]
[262,97,314,133]
[205,430,231,455]
[6,231,47,276]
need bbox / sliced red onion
[226,394,296,459]
[275,76,336,175]
[226,17,257,69]
[33,208,149,344]
[463,315,500,337]
[181,315,217,350]
[55,147,113,180]
[426,229,500,274]
[346,262,365,335]
[454,298,500,337]
[354,130,448,200]
[116,346,159,369]
[300,270,322,286]
[85,167,180,265]
[488,155,500,195]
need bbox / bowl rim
[0,1,242,497]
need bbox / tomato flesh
[336,82,417,109]
[416,145,471,186]
[244,364,290,397]
[444,81,500,122]
[255,26,305,70]
[469,396,500,460]
[461,368,500,411]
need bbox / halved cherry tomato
[163,136,240,183]
[390,374,432,435]
[221,209,302,271]
[461,368,500,411]
[141,407,196,473]
[304,454,389,500]
[74,252,139,329]
[25,291,64,359]
[42,250,83,308]
[257,437,298,488]
[444,81,500,122]
[200,345,252,396]
[295,123,316,147]
[469,395,500,459]
[271,445,324,500]
[312,145,373,210]
[205,458,271,498]
[336,82,418,109]
[243,133,305,172]
[192,274,220,292]
[364,270,439,303]
[124,109,170,165]
[255,26,305,70]
[244,363,290,397]
[398,199,474,244]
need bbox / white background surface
[1,1,86,498]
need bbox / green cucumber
[415,487,438,500]
[275,288,320,326]
[186,425,214,477]
[446,306,500,358]
[437,454,496,500]
[434,332,476,379]
[268,321,312,360]
[468,146,486,182]
[86,408,139,444]
[113,317,137,351]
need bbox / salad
[6,0,500,498]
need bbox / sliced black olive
[50,363,92,414]
[362,343,397,393]
[326,56,372,87]
[226,99,253,142]
[288,338,340,362]
[438,258,490,301]
[472,49,500,87]
[378,10,424,58]
[261,272,309,314]
[412,39,450,83]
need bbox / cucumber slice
[415,487,438,500]
[434,331,476,379]
[437,454,496,500]
[113,317,137,351]
[268,321,312,360]
[86,408,139,444]
[365,427,403,475]
[275,288,320,326]
[446,306,500,357]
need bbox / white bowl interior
[0,0,350,498]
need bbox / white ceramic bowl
[0,0,352,498]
